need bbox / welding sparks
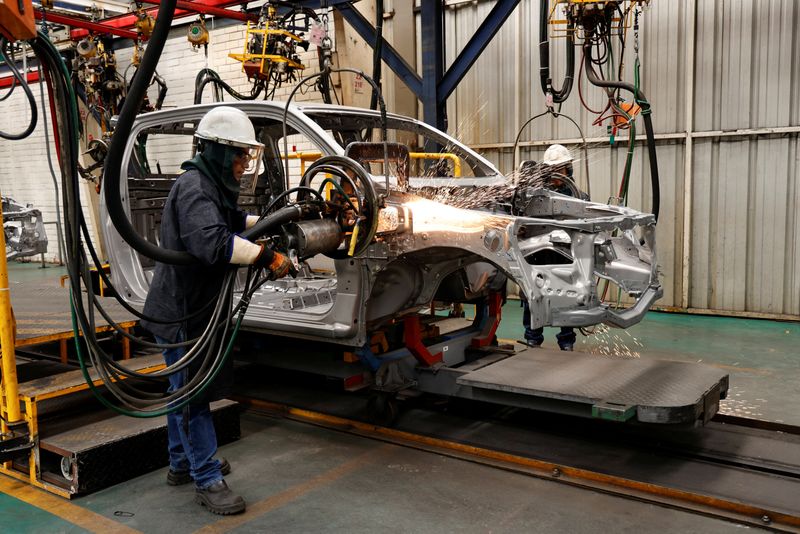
[581,324,643,358]
[404,198,499,234]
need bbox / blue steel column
[438,0,521,100]
[421,0,445,135]
[333,0,519,135]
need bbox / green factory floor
[5,260,67,283]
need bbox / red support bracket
[471,292,503,348]
[403,316,443,367]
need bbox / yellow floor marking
[195,446,387,534]
[0,476,142,534]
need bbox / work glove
[255,246,291,278]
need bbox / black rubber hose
[241,204,304,241]
[0,40,38,140]
[583,42,660,221]
[538,0,574,104]
[101,0,196,265]
[37,64,66,264]
[369,0,384,112]
[194,68,263,104]
[153,72,168,109]
[0,76,15,100]
[32,33,234,412]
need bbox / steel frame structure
[334,0,522,131]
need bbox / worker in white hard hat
[142,106,291,515]
[540,143,578,196]
[516,144,582,351]
[542,143,573,167]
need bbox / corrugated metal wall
[429,0,800,319]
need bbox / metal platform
[10,278,138,362]
[35,400,240,496]
[17,352,164,411]
[1,353,170,497]
[454,348,729,424]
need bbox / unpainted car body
[3,196,48,260]
[101,102,661,348]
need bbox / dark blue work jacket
[141,169,247,396]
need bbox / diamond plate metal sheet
[458,348,729,423]
[10,279,137,343]
[17,352,164,399]
[39,400,240,495]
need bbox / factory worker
[141,106,291,515]
[516,144,581,351]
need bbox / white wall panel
[438,0,800,318]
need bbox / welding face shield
[228,144,264,195]
[193,106,265,198]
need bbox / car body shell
[101,102,662,348]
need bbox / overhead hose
[282,67,389,194]
[30,26,306,416]
[37,64,66,264]
[369,0,384,112]
[0,44,17,102]
[0,39,38,140]
[583,42,659,221]
[194,68,263,104]
[101,0,196,265]
[538,0,574,104]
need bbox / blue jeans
[521,300,576,349]
[156,333,223,490]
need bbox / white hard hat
[542,144,573,166]
[195,106,263,149]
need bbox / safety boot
[195,480,246,515]
[167,458,231,486]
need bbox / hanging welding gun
[73,36,125,132]
[131,0,156,39]
[539,0,575,105]
[566,0,659,220]
[229,2,318,98]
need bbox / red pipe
[0,70,40,89]
[173,0,254,22]
[35,11,140,40]
[70,0,253,39]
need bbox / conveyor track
[232,382,800,532]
